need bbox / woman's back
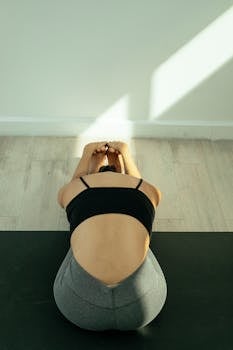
[61,171,158,285]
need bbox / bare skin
[58,141,161,285]
[88,143,125,174]
[69,140,143,180]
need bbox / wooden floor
[0,137,232,232]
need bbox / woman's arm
[71,141,108,180]
[108,142,141,178]
[108,142,162,207]
[57,152,91,208]
[121,149,141,178]
[57,142,108,207]
[71,151,91,180]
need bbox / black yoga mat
[0,231,232,350]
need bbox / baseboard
[0,116,232,140]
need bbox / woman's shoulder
[138,178,162,207]
[58,172,161,208]
[84,172,162,204]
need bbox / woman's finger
[95,147,106,154]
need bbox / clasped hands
[84,140,130,157]
[84,141,126,174]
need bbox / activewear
[53,246,167,331]
[66,177,155,237]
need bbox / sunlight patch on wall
[150,6,233,119]
[74,95,132,156]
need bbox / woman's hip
[53,246,167,330]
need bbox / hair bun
[98,165,117,173]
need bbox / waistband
[63,247,163,308]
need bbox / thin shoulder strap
[135,178,143,190]
[79,176,90,188]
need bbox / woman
[53,141,167,331]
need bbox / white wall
[0,0,233,139]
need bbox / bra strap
[79,176,90,188]
[135,178,143,190]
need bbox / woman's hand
[83,141,108,174]
[106,148,124,173]
[71,141,109,180]
[84,141,129,156]
[83,141,127,174]
[107,141,129,155]
[105,142,127,173]
[108,142,141,178]
[84,141,108,157]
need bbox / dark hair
[98,165,117,173]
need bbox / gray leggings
[53,246,167,331]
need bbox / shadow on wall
[74,4,233,150]
[0,2,232,139]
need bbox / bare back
[61,172,158,285]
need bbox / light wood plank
[0,136,33,159]
[174,160,228,231]
[0,157,29,217]
[16,159,66,230]
[226,220,233,231]
[135,139,183,221]
[30,136,78,160]
[169,138,203,164]
[0,217,17,230]
[201,140,233,221]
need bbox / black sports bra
[66,176,155,237]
